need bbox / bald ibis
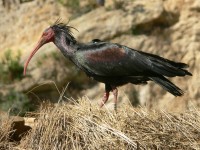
[24,21,192,110]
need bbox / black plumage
[24,22,192,110]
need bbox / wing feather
[75,42,191,77]
[75,43,150,76]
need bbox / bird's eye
[42,32,47,36]
[42,31,48,36]
[42,28,50,36]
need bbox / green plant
[56,0,94,19]
[0,49,23,83]
[131,26,143,35]
[57,0,80,11]
[0,89,35,116]
[67,0,80,10]
[113,0,124,10]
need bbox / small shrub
[113,0,124,10]
[57,0,80,12]
[56,0,95,19]
[0,49,23,83]
[0,89,35,116]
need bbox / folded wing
[75,42,191,77]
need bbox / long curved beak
[23,37,46,76]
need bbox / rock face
[0,0,199,112]
[71,0,164,42]
[0,0,69,55]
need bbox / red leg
[111,86,118,111]
[100,91,109,108]
[100,84,112,108]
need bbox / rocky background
[0,0,199,113]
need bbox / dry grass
[19,98,200,149]
[0,113,17,149]
[1,98,200,149]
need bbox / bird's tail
[149,76,183,96]
[140,51,192,77]
[150,58,192,77]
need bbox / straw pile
[1,98,200,149]
[0,114,17,149]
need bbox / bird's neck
[53,32,77,57]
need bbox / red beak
[23,37,46,76]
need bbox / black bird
[24,21,192,110]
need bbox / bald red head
[23,27,55,75]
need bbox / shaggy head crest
[51,19,78,43]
